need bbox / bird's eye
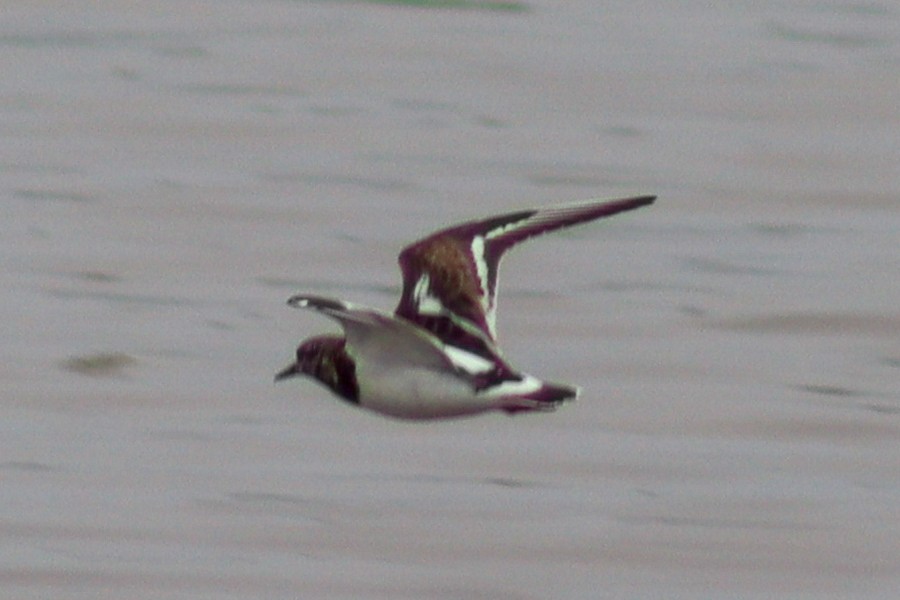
[297,345,317,362]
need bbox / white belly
[356,365,496,420]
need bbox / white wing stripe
[412,274,444,315]
[469,235,495,336]
[485,218,527,240]
[444,345,496,375]
[478,375,544,398]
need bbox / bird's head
[275,335,359,403]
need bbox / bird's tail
[501,380,579,415]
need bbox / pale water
[2,1,899,598]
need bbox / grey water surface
[2,1,899,598]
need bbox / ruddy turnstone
[276,195,655,420]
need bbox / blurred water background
[2,1,899,598]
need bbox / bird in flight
[276,195,655,420]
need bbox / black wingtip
[287,294,346,311]
[286,295,308,308]
[580,194,656,220]
[622,194,656,208]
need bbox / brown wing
[394,195,655,357]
